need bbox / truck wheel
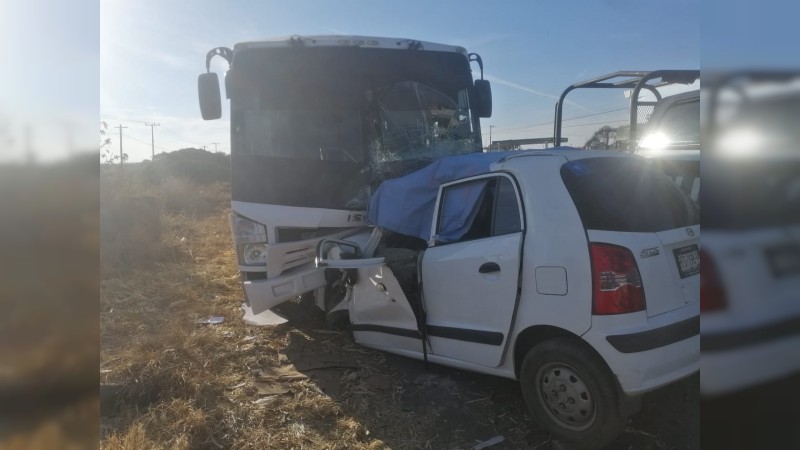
[520,337,625,449]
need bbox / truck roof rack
[553,70,700,148]
[703,70,800,128]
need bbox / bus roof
[233,35,468,54]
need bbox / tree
[584,125,618,150]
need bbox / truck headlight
[243,243,267,265]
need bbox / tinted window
[493,177,522,236]
[702,159,800,229]
[561,158,699,232]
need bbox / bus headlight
[230,214,268,266]
[230,214,267,244]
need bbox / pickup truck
[553,70,700,201]
[637,89,700,201]
[271,148,699,447]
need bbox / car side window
[493,177,522,236]
[436,175,522,245]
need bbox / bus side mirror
[198,72,222,120]
[224,70,232,99]
[475,79,492,118]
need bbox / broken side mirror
[198,72,222,120]
[475,79,492,118]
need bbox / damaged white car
[235,149,699,447]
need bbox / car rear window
[702,159,800,230]
[561,157,699,232]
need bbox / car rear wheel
[520,337,626,449]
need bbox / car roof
[495,148,636,164]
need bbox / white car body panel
[349,265,422,354]
[582,305,700,394]
[701,227,800,395]
[421,231,522,367]
[587,226,700,318]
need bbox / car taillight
[590,243,646,315]
[700,250,727,312]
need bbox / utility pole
[116,125,128,170]
[488,125,494,151]
[211,142,219,152]
[145,122,160,161]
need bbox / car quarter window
[436,175,522,244]
[493,177,522,236]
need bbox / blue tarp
[366,150,535,242]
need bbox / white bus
[198,35,492,318]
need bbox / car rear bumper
[606,316,699,353]
[583,307,700,395]
[701,315,800,396]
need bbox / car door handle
[479,262,501,274]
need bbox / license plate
[673,245,700,278]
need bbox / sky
[96,0,701,162]
[0,0,98,162]
[1,0,701,162]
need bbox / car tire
[520,337,626,449]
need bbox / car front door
[421,173,524,367]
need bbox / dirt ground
[99,180,698,450]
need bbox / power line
[159,126,205,147]
[491,106,630,133]
[498,118,629,136]
[126,134,171,151]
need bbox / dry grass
[100,173,397,449]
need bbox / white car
[289,148,699,447]
[700,85,800,396]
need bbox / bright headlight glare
[230,214,267,244]
[639,132,671,150]
[243,244,267,265]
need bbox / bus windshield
[229,46,481,210]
